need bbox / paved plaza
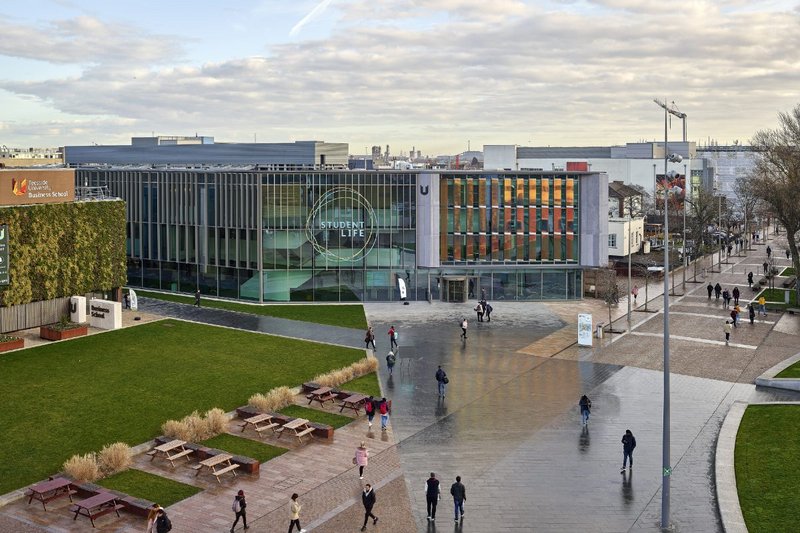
[1,229,799,532]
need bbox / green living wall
[0,200,127,306]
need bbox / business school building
[76,167,607,302]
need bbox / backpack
[365,400,374,414]
[157,514,172,533]
[379,402,388,415]
[232,497,241,513]
[387,353,396,365]
[393,331,398,340]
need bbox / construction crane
[653,99,687,142]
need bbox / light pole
[682,164,687,290]
[628,212,633,327]
[654,98,684,531]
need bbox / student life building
[70,139,607,302]
[75,167,608,302]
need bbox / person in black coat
[706,283,713,299]
[747,271,754,288]
[361,484,378,531]
[732,286,740,305]
[714,283,722,300]
[621,429,636,472]
[231,489,247,532]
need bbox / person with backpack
[460,318,468,339]
[155,508,172,533]
[386,351,396,375]
[364,395,376,428]
[484,301,493,322]
[474,302,484,322]
[579,394,592,425]
[388,326,398,350]
[435,366,448,397]
[230,489,248,532]
[378,398,389,431]
[450,475,466,522]
[621,429,636,472]
[724,320,732,345]
[364,326,376,350]
[360,483,378,531]
[146,503,162,533]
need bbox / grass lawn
[279,405,354,429]
[0,319,364,495]
[201,434,287,463]
[756,288,797,309]
[339,372,382,397]
[735,405,800,532]
[780,267,795,276]
[135,290,367,329]
[98,469,201,507]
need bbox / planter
[40,324,89,341]
[0,337,24,352]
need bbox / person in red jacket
[388,326,398,350]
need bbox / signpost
[577,313,593,346]
[0,225,9,285]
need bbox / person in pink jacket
[355,441,369,479]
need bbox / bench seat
[295,427,315,443]
[166,449,193,464]
[255,422,280,434]
[211,464,240,483]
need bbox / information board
[577,313,593,347]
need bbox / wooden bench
[255,422,281,435]
[787,308,800,315]
[782,276,797,289]
[70,492,123,527]
[26,478,76,511]
[278,417,315,444]
[211,463,240,482]
[306,386,336,406]
[295,427,315,441]
[148,439,193,467]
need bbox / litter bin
[595,323,604,339]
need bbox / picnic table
[147,439,193,467]
[25,477,76,511]
[240,413,280,436]
[192,453,239,483]
[339,393,368,415]
[69,492,123,527]
[277,417,315,444]
[306,386,336,406]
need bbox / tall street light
[654,98,684,531]
[682,163,687,290]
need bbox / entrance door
[443,277,467,303]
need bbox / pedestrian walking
[579,394,592,425]
[481,287,486,300]
[734,304,742,326]
[365,395,376,427]
[722,288,730,308]
[287,493,306,533]
[758,295,767,316]
[730,309,738,328]
[361,484,378,531]
[632,285,639,305]
[388,325,398,350]
[474,302,484,322]
[460,318,468,339]
[194,289,201,307]
[724,320,732,345]
[435,365,448,397]
[379,397,389,431]
[425,472,441,522]
[707,283,713,299]
[747,271,754,288]
[767,245,772,259]
[123,292,131,310]
[727,244,733,256]
[484,301,493,322]
[621,429,636,472]
[155,509,172,533]
[732,286,740,305]
[748,303,756,325]
[365,326,376,350]
[354,441,368,479]
[787,248,791,259]
[763,261,769,275]
[231,489,248,532]
[386,351,396,375]
[450,476,466,522]
[714,283,722,301]
[146,503,162,533]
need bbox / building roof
[608,180,642,198]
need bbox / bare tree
[750,104,800,305]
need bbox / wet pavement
[4,226,798,532]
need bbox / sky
[1,0,799,155]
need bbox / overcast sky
[1,0,799,155]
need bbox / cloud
[0,16,184,65]
[1,1,800,151]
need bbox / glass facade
[79,169,584,303]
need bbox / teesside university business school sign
[0,169,75,206]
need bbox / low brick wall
[153,436,260,474]
[235,406,334,441]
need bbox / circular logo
[305,187,377,262]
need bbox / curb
[715,400,749,533]
[753,351,800,391]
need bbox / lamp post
[654,98,684,531]
[682,164,687,290]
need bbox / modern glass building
[77,168,607,302]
